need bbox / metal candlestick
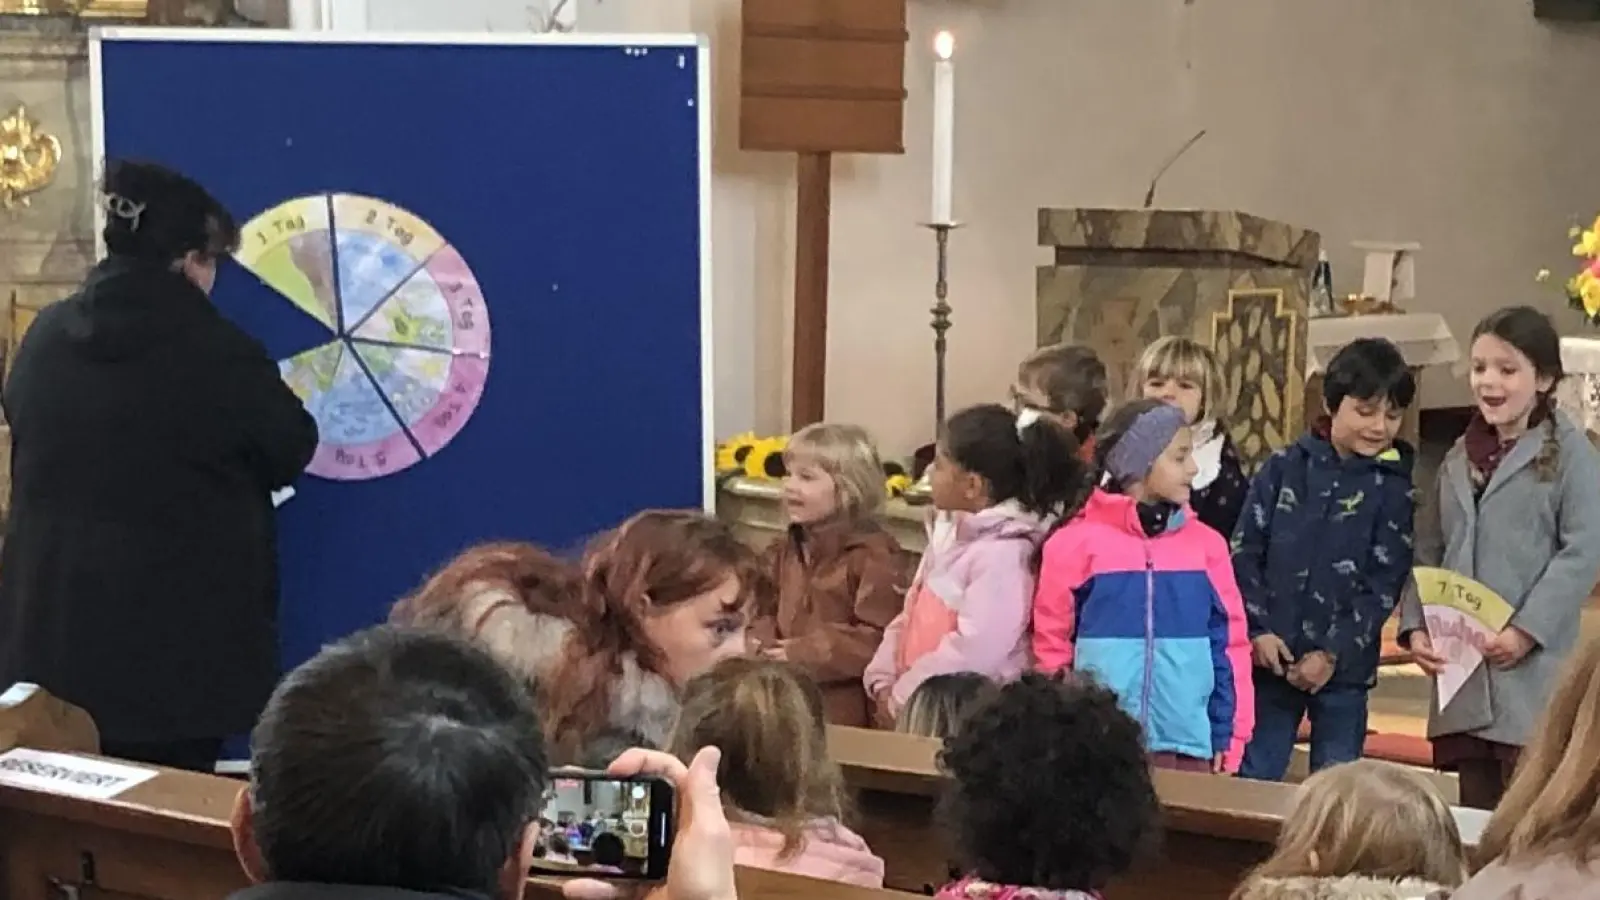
[926,222,959,435]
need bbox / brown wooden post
[739,0,908,430]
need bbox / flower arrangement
[1561,217,1600,324]
[714,433,913,499]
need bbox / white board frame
[89,28,716,513]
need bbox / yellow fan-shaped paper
[1411,566,1514,631]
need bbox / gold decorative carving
[1211,288,1305,469]
[0,105,62,210]
[0,0,147,17]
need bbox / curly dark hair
[938,672,1160,892]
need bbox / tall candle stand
[926,221,959,435]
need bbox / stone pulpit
[1037,208,1321,469]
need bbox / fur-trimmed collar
[456,585,679,762]
[1234,875,1451,900]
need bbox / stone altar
[1037,208,1320,468]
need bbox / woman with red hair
[391,510,763,764]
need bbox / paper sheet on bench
[1413,566,1514,710]
[0,747,157,800]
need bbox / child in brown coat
[753,423,909,727]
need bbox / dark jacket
[1190,427,1248,540]
[1230,432,1415,688]
[226,884,489,900]
[0,256,317,743]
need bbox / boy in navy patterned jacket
[1231,338,1416,781]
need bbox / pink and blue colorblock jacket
[1034,490,1253,768]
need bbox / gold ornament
[0,105,62,210]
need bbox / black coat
[0,256,318,743]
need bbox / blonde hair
[897,673,995,740]
[1232,761,1467,898]
[669,658,849,859]
[783,423,886,518]
[1479,635,1600,865]
[1133,336,1231,425]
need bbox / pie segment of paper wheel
[299,341,422,480]
[330,194,446,332]
[350,340,489,457]
[351,243,491,357]
[234,195,338,330]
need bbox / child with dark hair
[1233,337,1417,781]
[589,832,627,874]
[1035,399,1253,773]
[865,404,1085,721]
[0,159,316,771]
[1399,306,1600,810]
[937,672,1160,899]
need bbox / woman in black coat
[0,161,318,772]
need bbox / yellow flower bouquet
[1565,217,1600,324]
[713,433,913,499]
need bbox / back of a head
[897,673,996,740]
[248,626,547,895]
[391,541,580,629]
[100,159,239,264]
[943,403,1086,517]
[1480,636,1600,866]
[939,672,1158,892]
[670,657,845,854]
[1017,343,1109,438]
[1242,760,1466,894]
[1322,337,1416,413]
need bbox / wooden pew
[827,726,1486,900]
[0,754,924,900]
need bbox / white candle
[931,31,956,225]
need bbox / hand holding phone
[531,771,675,880]
[557,747,735,900]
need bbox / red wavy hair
[391,510,764,757]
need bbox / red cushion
[1290,719,1433,767]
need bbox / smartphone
[529,770,674,880]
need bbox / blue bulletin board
[90,30,712,742]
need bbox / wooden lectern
[740,0,908,429]
[1037,208,1321,469]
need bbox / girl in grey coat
[1399,306,1600,810]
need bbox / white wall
[281,0,1600,457]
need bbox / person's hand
[1211,752,1227,774]
[1287,650,1335,694]
[1251,634,1294,676]
[561,746,734,900]
[1406,631,1447,676]
[1485,626,1536,670]
[870,686,896,729]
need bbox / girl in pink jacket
[670,657,885,888]
[865,404,1086,720]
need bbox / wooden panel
[742,36,905,96]
[742,0,906,35]
[739,0,907,154]
[740,97,905,154]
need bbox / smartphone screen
[529,772,674,880]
